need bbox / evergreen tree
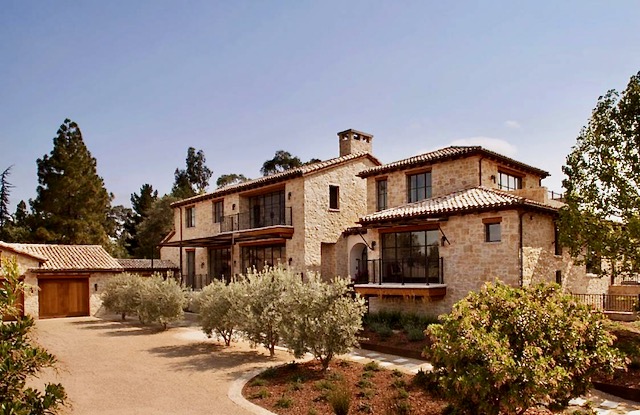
[261,150,303,176]
[129,184,158,256]
[136,195,176,259]
[559,71,640,278]
[216,173,249,188]
[171,147,212,198]
[0,166,13,230]
[30,119,113,246]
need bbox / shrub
[281,273,367,370]
[1,258,66,414]
[363,361,380,372]
[236,266,298,356]
[100,272,143,320]
[275,396,294,408]
[197,279,242,346]
[426,281,625,414]
[327,381,352,415]
[137,275,186,329]
[369,321,393,339]
[406,326,425,342]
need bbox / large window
[407,171,432,203]
[498,171,522,191]
[381,229,440,283]
[250,190,285,228]
[241,244,286,273]
[185,206,196,228]
[329,185,340,210]
[209,247,231,283]
[213,200,224,224]
[376,179,387,211]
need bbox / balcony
[352,258,446,299]
[220,207,292,232]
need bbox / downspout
[179,207,183,285]
[478,157,484,186]
[519,211,525,287]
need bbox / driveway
[33,316,289,415]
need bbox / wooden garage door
[39,278,89,318]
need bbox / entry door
[39,278,90,318]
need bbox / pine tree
[30,119,113,246]
[136,195,176,259]
[559,71,640,278]
[129,184,158,257]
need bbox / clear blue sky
[1,1,639,211]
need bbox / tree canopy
[136,195,177,258]
[172,147,212,198]
[30,119,114,246]
[260,150,321,176]
[216,173,249,188]
[0,166,13,230]
[559,71,640,278]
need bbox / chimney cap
[337,128,374,138]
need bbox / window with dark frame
[241,244,286,273]
[485,222,501,242]
[554,224,562,255]
[376,179,387,211]
[585,250,602,274]
[498,171,523,191]
[185,206,196,228]
[329,185,339,210]
[213,200,224,223]
[555,270,562,285]
[209,247,231,283]
[407,171,432,203]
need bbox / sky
[1,1,640,212]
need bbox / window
[185,206,195,228]
[186,250,196,288]
[554,224,562,255]
[407,171,432,203]
[329,185,339,210]
[213,200,224,223]
[555,270,562,285]
[498,171,522,191]
[209,247,231,283]
[376,179,387,211]
[485,223,501,242]
[586,250,601,274]
[242,244,286,273]
[381,229,441,283]
[250,190,286,228]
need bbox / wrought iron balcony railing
[220,207,292,233]
[354,258,444,285]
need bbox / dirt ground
[32,315,290,415]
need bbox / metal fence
[572,293,639,313]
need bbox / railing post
[602,293,606,311]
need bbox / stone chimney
[338,129,373,156]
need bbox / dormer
[338,129,373,156]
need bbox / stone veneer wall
[366,156,545,213]
[302,158,375,277]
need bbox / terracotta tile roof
[117,258,179,270]
[0,243,123,272]
[171,152,381,208]
[359,186,561,224]
[358,146,549,178]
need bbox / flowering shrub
[426,281,625,414]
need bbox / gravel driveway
[32,315,289,415]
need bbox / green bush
[327,381,352,415]
[1,258,66,414]
[100,272,143,320]
[406,326,425,342]
[137,275,186,329]
[197,279,242,346]
[369,321,393,339]
[426,281,625,414]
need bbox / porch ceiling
[161,226,294,248]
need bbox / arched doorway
[349,243,369,283]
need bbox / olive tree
[100,272,144,320]
[197,279,243,346]
[235,266,296,356]
[426,281,625,415]
[137,275,186,330]
[282,273,366,371]
[1,258,66,413]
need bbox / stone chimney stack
[338,129,373,156]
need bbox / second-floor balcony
[220,207,293,233]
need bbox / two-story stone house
[342,146,607,315]
[160,130,381,287]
